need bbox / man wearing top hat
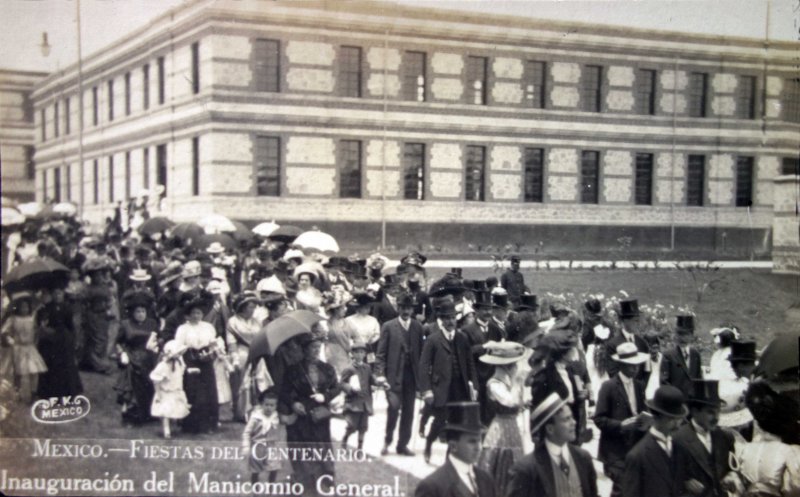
[673,379,742,497]
[414,401,496,497]
[622,385,688,497]
[660,314,703,395]
[375,293,425,456]
[418,300,479,464]
[604,299,650,380]
[507,393,598,497]
[501,255,529,307]
[594,342,651,497]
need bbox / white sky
[0,0,798,73]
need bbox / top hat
[611,342,650,364]
[492,293,509,309]
[449,268,463,279]
[472,280,488,292]
[444,402,486,435]
[688,379,725,407]
[584,298,602,316]
[129,268,152,282]
[516,294,539,312]
[473,291,493,309]
[435,300,458,318]
[728,340,757,362]
[619,299,640,319]
[400,251,427,268]
[675,314,695,334]
[479,341,533,365]
[529,392,568,435]
[383,274,399,288]
[645,385,689,418]
[396,293,415,308]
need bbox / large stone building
[1,69,46,202]
[30,0,800,255]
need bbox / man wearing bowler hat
[604,299,650,379]
[661,314,703,395]
[622,385,687,497]
[673,380,743,497]
[418,300,479,464]
[507,393,598,497]
[415,402,496,497]
[594,342,651,497]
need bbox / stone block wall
[772,176,800,273]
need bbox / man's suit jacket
[593,374,647,466]
[371,294,399,325]
[418,327,479,407]
[461,319,505,382]
[660,345,702,395]
[374,317,424,393]
[604,330,649,378]
[622,432,677,497]
[414,458,496,497]
[673,423,736,497]
[506,444,598,497]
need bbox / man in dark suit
[673,380,744,497]
[461,291,503,425]
[507,392,598,497]
[414,402,495,497]
[604,299,650,379]
[375,293,424,456]
[623,385,687,497]
[419,301,479,464]
[660,314,703,394]
[371,274,400,325]
[594,342,651,497]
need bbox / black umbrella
[268,225,304,244]
[194,233,237,250]
[753,332,800,381]
[229,220,254,242]
[4,257,69,293]
[170,222,204,241]
[138,216,175,236]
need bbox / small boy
[242,388,283,484]
[340,341,385,450]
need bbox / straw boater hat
[479,341,533,365]
[529,392,568,435]
[205,241,226,255]
[611,342,650,365]
[282,249,304,262]
[645,385,689,418]
[181,260,202,279]
[129,268,152,282]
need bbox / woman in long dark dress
[114,292,158,424]
[36,287,83,398]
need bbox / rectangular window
[108,156,115,202]
[524,61,547,109]
[466,56,488,105]
[635,69,656,115]
[143,147,150,189]
[465,145,486,201]
[125,151,131,199]
[53,167,61,203]
[157,56,165,104]
[108,79,114,122]
[523,148,545,202]
[143,64,150,110]
[192,137,200,196]
[402,143,425,200]
[736,75,756,119]
[783,157,800,175]
[23,92,33,122]
[41,108,46,140]
[783,77,800,123]
[54,102,59,137]
[93,160,99,204]
[64,97,70,135]
[580,151,600,203]
[338,140,362,198]
[735,156,754,207]
[402,51,426,102]
[25,146,35,179]
[66,165,72,201]
[634,153,654,205]
[254,39,280,92]
[124,72,131,115]
[156,144,167,196]
[42,170,48,202]
[687,155,705,206]
[191,42,200,94]
[255,136,281,196]
[688,72,708,118]
[339,46,362,98]
[92,86,99,125]
[581,65,602,112]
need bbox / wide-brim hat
[181,260,202,279]
[645,385,689,418]
[354,292,375,307]
[516,294,539,312]
[619,299,640,319]
[256,275,286,296]
[429,274,465,299]
[540,329,577,354]
[444,401,486,435]
[611,342,650,364]
[688,379,726,407]
[233,291,259,313]
[206,242,226,255]
[479,341,533,365]
[729,340,757,362]
[530,393,568,435]
[159,261,184,287]
[718,380,754,428]
[400,251,427,268]
[129,268,152,282]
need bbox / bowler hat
[529,393,567,435]
[645,385,689,418]
[472,280,488,292]
[473,291,493,309]
[728,340,757,362]
[444,402,485,435]
[675,314,695,334]
[516,294,539,312]
[435,300,457,318]
[397,293,415,308]
[619,299,639,319]
[688,380,725,407]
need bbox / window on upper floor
[108,79,114,122]
[635,153,654,205]
[581,65,602,113]
[93,159,99,204]
[339,140,362,198]
[192,137,200,196]
[635,69,656,115]
[688,72,708,118]
[465,56,488,105]
[735,156,754,207]
[108,156,115,202]
[157,56,166,104]
[783,77,800,123]
[254,39,280,92]
[53,167,61,203]
[403,143,425,200]
[339,46,363,98]
[54,102,59,137]
[25,146,35,180]
[191,42,200,94]
[66,165,72,201]
[41,108,46,140]
[524,61,547,109]
[523,147,545,202]
[580,151,600,203]
[157,144,167,196]
[736,75,756,120]
[782,157,800,175]
[125,151,131,200]
[92,86,99,125]
[255,136,281,196]
[465,145,486,201]
[125,72,131,116]
[64,97,71,135]
[143,64,150,110]
[143,147,150,189]
[687,155,705,206]
[402,51,426,102]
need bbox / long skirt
[181,351,218,433]
[479,414,524,496]
[113,349,156,423]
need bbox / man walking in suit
[623,385,687,497]
[507,393,598,497]
[594,342,651,497]
[673,380,744,497]
[462,291,504,425]
[419,300,479,464]
[500,255,528,307]
[415,402,495,497]
[604,299,650,379]
[661,314,703,394]
[375,293,424,456]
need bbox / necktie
[468,470,478,495]
[559,453,570,476]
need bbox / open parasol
[138,216,175,236]
[248,310,323,360]
[228,220,254,242]
[753,332,800,381]
[1,207,25,226]
[194,233,237,251]
[268,225,304,244]
[294,229,340,253]
[198,214,236,234]
[169,222,204,241]
[4,257,69,293]
[17,202,42,218]
[252,221,280,238]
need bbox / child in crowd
[242,388,283,484]
[340,341,385,450]
[1,293,47,403]
[149,340,191,438]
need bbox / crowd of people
[0,211,798,497]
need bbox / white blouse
[174,321,217,350]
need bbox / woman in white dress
[707,326,739,381]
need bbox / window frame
[402,142,426,200]
[465,55,488,105]
[124,72,131,116]
[686,155,706,206]
[524,61,547,109]
[254,135,282,197]
[339,46,363,98]
[523,147,545,202]
[687,72,708,118]
[157,56,166,105]
[338,139,363,198]
[464,145,487,201]
[143,64,150,110]
[635,69,656,116]
[402,51,427,102]
[253,38,281,93]
[191,42,200,94]
[735,156,754,207]
[580,65,603,113]
[580,150,601,203]
[634,153,654,205]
